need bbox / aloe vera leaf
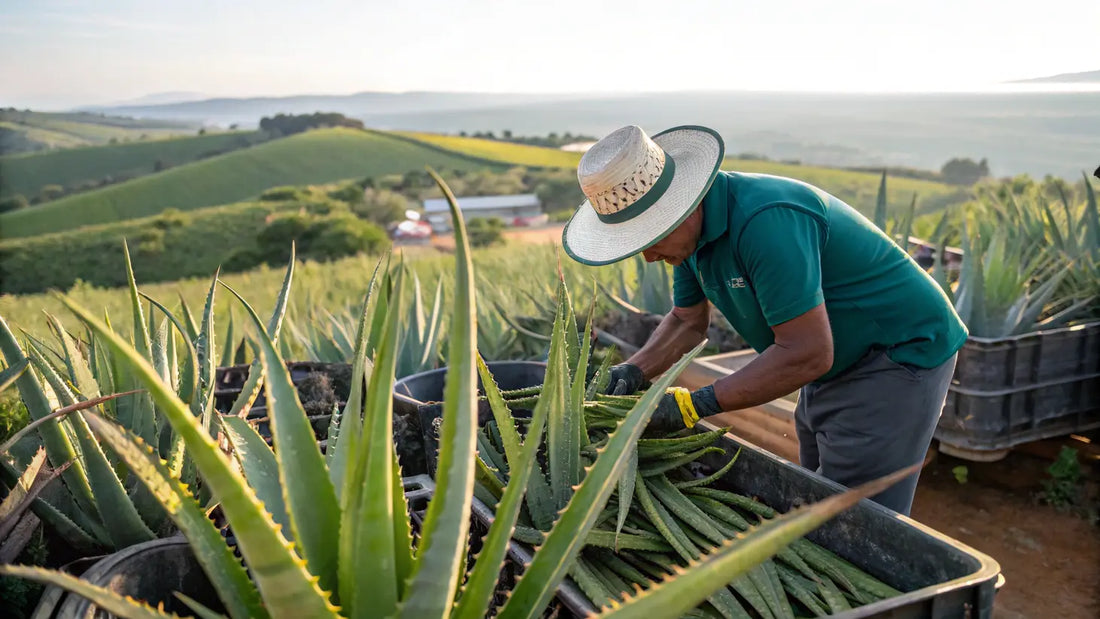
[327,253,384,486]
[453,362,551,619]
[763,559,796,619]
[60,294,339,618]
[1082,172,1100,256]
[546,278,575,513]
[221,416,289,532]
[226,249,296,419]
[731,573,775,619]
[222,283,341,597]
[0,565,183,619]
[674,447,742,490]
[390,441,414,599]
[45,314,100,400]
[873,171,887,231]
[586,346,617,399]
[175,593,229,619]
[596,464,921,619]
[591,548,651,588]
[683,487,776,519]
[640,447,725,477]
[790,540,863,601]
[0,460,100,552]
[397,169,479,619]
[636,428,728,459]
[0,448,47,526]
[570,557,615,610]
[615,445,638,551]
[122,241,152,360]
[475,455,506,499]
[687,495,751,532]
[477,427,509,479]
[633,469,747,619]
[775,564,828,617]
[794,541,901,600]
[87,414,267,619]
[589,555,631,601]
[192,270,219,438]
[646,475,728,546]
[816,575,852,613]
[25,344,156,548]
[496,342,707,619]
[140,294,199,406]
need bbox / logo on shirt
[726,277,746,289]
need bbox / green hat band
[595,155,677,224]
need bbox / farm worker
[560,125,967,516]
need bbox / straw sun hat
[562,125,724,266]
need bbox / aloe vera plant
[0,241,297,556]
[1,169,913,619]
[942,176,1100,337]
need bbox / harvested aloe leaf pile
[472,279,903,618]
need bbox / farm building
[422,193,546,232]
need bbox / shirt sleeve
[673,259,706,308]
[738,206,826,326]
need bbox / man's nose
[642,249,660,262]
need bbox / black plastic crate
[937,322,1100,456]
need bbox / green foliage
[37,184,64,202]
[940,157,991,186]
[0,526,47,619]
[0,128,503,239]
[352,187,410,225]
[258,112,364,136]
[951,465,968,485]
[260,186,311,202]
[0,196,339,294]
[0,195,28,213]
[467,217,505,247]
[247,211,388,267]
[1038,447,1085,512]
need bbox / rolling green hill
[397,132,967,218]
[0,128,506,239]
[0,131,266,199]
[0,109,196,154]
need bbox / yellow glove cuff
[666,387,700,428]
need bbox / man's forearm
[625,311,707,380]
[710,342,829,412]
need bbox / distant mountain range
[74,88,1100,179]
[1009,69,1100,83]
[79,91,593,126]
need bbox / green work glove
[650,385,724,431]
[607,363,647,395]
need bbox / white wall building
[422,193,545,233]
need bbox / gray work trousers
[794,348,957,516]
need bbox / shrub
[326,182,364,204]
[259,186,308,202]
[353,187,410,225]
[0,194,28,213]
[38,184,65,202]
[306,213,388,261]
[467,216,504,248]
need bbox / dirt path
[909,440,1100,618]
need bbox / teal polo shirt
[673,171,968,382]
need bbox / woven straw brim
[562,126,724,266]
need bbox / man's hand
[606,363,647,395]
[649,385,724,431]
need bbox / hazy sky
[2,0,1097,109]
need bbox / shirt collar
[696,170,729,250]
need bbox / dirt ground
[909,437,1100,619]
[425,222,566,252]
